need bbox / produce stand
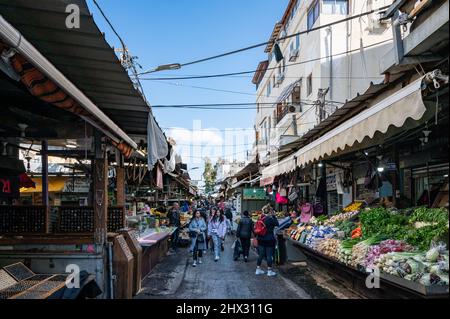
[289,237,449,298]
[283,202,449,299]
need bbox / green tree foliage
[203,157,217,194]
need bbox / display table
[136,227,176,279]
[284,235,449,299]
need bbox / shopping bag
[251,238,258,248]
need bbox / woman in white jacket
[208,210,227,261]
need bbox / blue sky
[88,0,290,183]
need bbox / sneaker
[214,256,219,262]
[244,257,248,263]
[192,261,197,267]
[267,270,277,277]
[198,258,202,264]
[255,268,265,275]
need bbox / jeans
[226,219,232,234]
[257,245,275,268]
[211,234,222,258]
[171,228,179,251]
[193,242,203,261]
[240,238,251,258]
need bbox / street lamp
[142,63,181,75]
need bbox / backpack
[254,216,267,237]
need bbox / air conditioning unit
[288,104,302,113]
[289,48,299,62]
[277,73,285,84]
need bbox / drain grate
[3,262,35,281]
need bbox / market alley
[135,234,358,299]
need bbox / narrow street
[135,235,359,299]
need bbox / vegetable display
[285,202,449,287]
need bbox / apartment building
[252,0,394,166]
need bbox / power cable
[152,100,341,109]
[138,39,392,81]
[137,5,390,73]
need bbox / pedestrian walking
[254,207,279,277]
[189,210,207,267]
[207,208,227,261]
[168,202,181,252]
[235,210,254,262]
[224,206,233,235]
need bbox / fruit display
[343,201,364,212]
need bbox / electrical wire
[137,5,390,73]
[152,100,342,109]
[92,0,126,49]
[148,79,381,100]
[138,39,392,81]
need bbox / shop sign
[386,163,397,171]
[63,178,90,193]
[0,176,19,198]
[326,174,337,191]
[243,188,266,200]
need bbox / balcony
[380,0,449,74]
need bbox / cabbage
[426,248,440,262]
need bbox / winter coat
[189,217,207,251]
[224,209,233,221]
[208,217,227,238]
[256,215,279,246]
[168,208,181,227]
[236,216,254,239]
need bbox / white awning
[261,152,297,182]
[294,75,428,167]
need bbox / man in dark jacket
[168,203,181,252]
[255,207,279,277]
[236,211,254,262]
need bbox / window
[307,0,320,30]
[257,103,260,113]
[296,34,300,49]
[266,82,271,97]
[307,73,313,96]
[273,75,276,87]
[292,85,301,107]
[323,0,348,15]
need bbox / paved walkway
[135,235,311,299]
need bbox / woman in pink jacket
[208,210,227,261]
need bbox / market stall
[284,202,449,298]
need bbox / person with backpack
[208,208,227,261]
[254,206,279,277]
[235,210,254,262]
[188,209,207,267]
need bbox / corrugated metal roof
[0,0,149,136]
